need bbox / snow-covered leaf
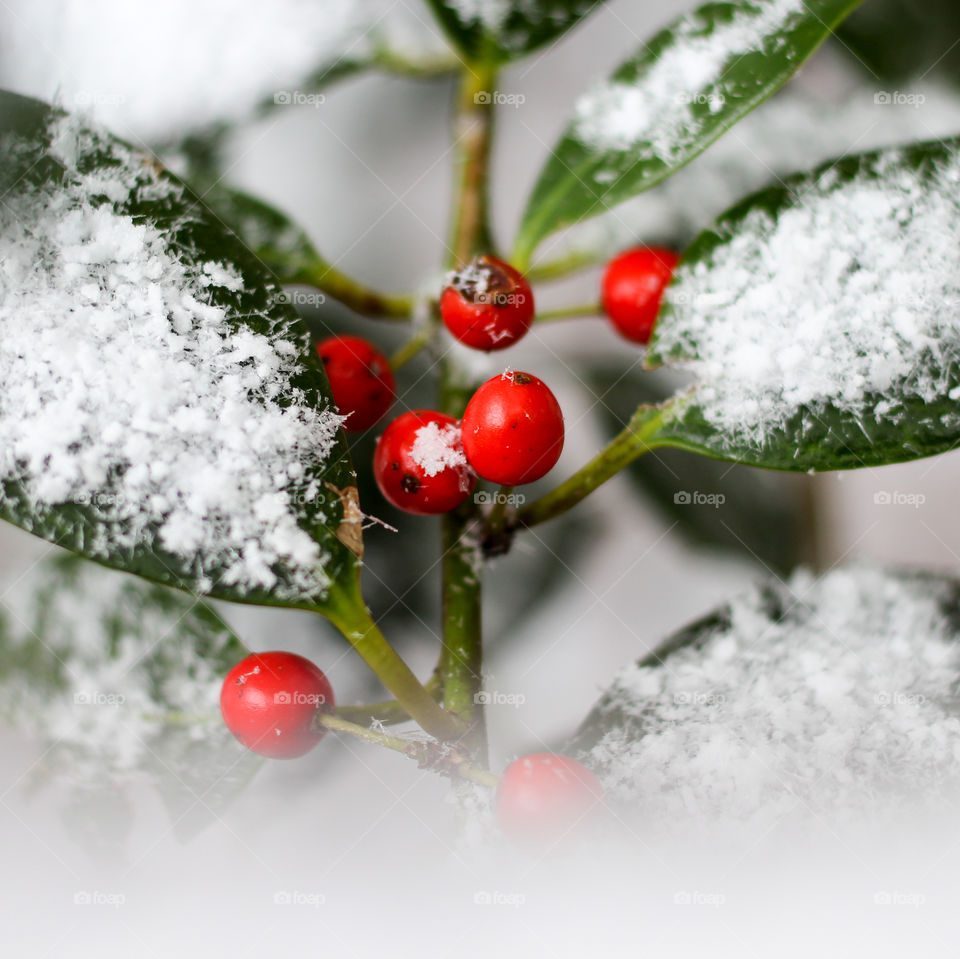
[646,136,960,471]
[424,0,602,63]
[0,554,260,841]
[0,91,363,611]
[570,566,960,826]
[512,0,866,264]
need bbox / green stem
[483,485,513,536]
[516,405,669,529]
[371,47,461,79]
[319,714,498,789]
[336,674,444,726]
[536,303,602,323]
[447,61,499,268]
[526,250,603,283]
[324,579,466,743]
[289,259,413,319]
[390,323,434,370]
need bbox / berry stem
[483,485,514,537]
[324,578,467,743]
[536,303,602,323]
[336,673,444,726]
[447,61,498,268]
[389,322,435,370]
[526,250,603,283]
[286,257,413,320]
[319,714,498,788]
[516,403,672,529]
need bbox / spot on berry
[401,473,421,494]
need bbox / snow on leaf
[513,0,866,263]
[0,553,261,840]
[0,91,358,607]
[571,566,960,829]
[647,135,960,470]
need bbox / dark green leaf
[513,0,866,263]
[644,136,960,472]
[0,91,363,614]
[0,554,261,840]
[424,0,602,63]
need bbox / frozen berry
[317,335,395,432]
[374,410,476,515]
[601,247,679,344]
[495,753,604,844]
[441,255,534,351]
[220,651,335,759]
[461,371,563,485]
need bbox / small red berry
[220,651,334,759]
[374,410,476,515]
[601,246,679,344]
[495,753,604,844]
[461,371,564,485]
[440,255,534,351]
[316,335,395,432]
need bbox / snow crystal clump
[657,146,960,448]
[446,0,510,31]
[574,0,804,160]
[0,112,344,599]
[580,567,960,828]
[411,422,468,477]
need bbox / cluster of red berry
[220,248,677,840]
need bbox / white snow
[655,141,960,449]
[446,0,510,31]
[411,421,469,476]
[582,567,960,827]
[573,0,804,160]
[0,0,416,142]
[0,111,345,599]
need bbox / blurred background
[2,0,960,954]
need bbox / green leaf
[0,553,261,841]
[0,91,364,613]
[512,0,866,264]
[424,0,602,63]
[644,135,960,472]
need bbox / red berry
[373,410,476,515]
[601,246,679,344]
[461,371,564,485]
[316,335,395,432]
[220,651,334,759]
[440,255,534,351]
[495,754,604,844]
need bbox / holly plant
[3,0,960,845]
